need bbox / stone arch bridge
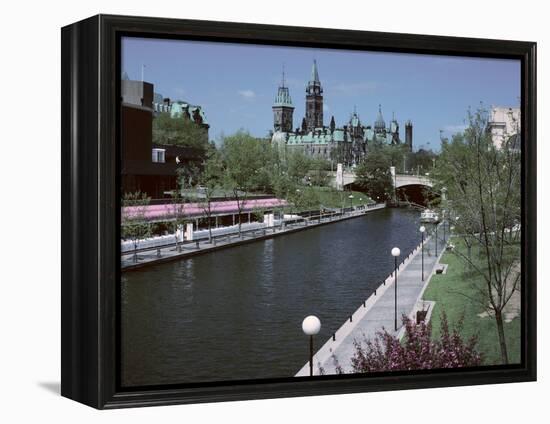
[329,168,433,190]
[328,165,436,205]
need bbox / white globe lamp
[302,315,321,336]
[302,315,321,377]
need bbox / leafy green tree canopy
[153,112,209,149]
[354,147,394,201]
[219,130,271,193]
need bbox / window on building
[152,148,166,163]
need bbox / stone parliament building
[271,60,413,167]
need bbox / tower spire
[272,64,294,132]
[311,59,320,83]
[305,59,323,131]
[375,104,386,133]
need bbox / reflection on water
[121,208,421,386]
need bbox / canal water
[121,208,422,387]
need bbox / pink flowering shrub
[351,313,482,372]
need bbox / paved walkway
[296,223,448,376]
[121,204,386,271]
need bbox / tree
[270,169,296,226]
[330,142,352,167]
[198,148,223,243]
[251,206,266,226]
[291,186,320,215]
[121,191,151,262]
[254,142,279,194]
[177,161,202,189]
[166,183,188,252]
[152,112,208,149]
[308,158,331,186]
[286,150,312,183]
[409,148,437,175]
[219,131,268,236]
[354,147,393,201]
[431,106,521,364]
[384,143,409,171]
[351,313,482,372]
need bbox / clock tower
[305,60,323,132]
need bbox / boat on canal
[420,209,440,223]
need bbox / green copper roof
[170,102,209,125]
[170,102,184,117]
[273,86,294,108]
[333,129,345,142]
[364,128,375,142]
[288,131,331,145]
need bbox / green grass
[309,186,373,209]
[422,241,521,366]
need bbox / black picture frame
[61,14,537,409]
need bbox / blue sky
[122,37,520,151]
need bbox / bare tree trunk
[237,208,242,236]
[494,309,509,365]
[233,190,244,237]
[206,201,213,243]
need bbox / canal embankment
[295,223,448,376]
[122,203,386,271]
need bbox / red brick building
[121,79,208,199]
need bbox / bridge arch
[396,184,438,207]
[330,165,437,206]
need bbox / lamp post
[295,188,301,225]
[302,315,321,377]
[419,226,426,281]
[435,224,438,256]
[348,194,354,211]
[453,215,459,238]
[391,247,401,331]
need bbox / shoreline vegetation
[422,241,521,365]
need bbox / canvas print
[119,37,521,387]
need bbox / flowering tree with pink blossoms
[351,313,482,372]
